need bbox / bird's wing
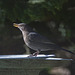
[28,32,54,44]
[28,32,62,51]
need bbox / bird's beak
[13,23,19,27]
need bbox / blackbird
[13,23,75,56]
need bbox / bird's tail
[62,48,75,55]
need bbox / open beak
[13,23,19,27]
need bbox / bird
[13,23,75,56]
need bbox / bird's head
[13,23,33,32]
[13,23,27,31]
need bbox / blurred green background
[0,0,75,75]
[0,0,75,55]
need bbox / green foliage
[0,0,74,39]
[29,0,45,4]
[0,0,68,23]
[0,0,74,38]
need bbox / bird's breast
[24,37,38,50]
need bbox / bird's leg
[29,50,40,57]
[32,50,40,56]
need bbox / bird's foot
[32,52,39,56]
[28,50,40,57]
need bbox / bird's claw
[28,52,39,57]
